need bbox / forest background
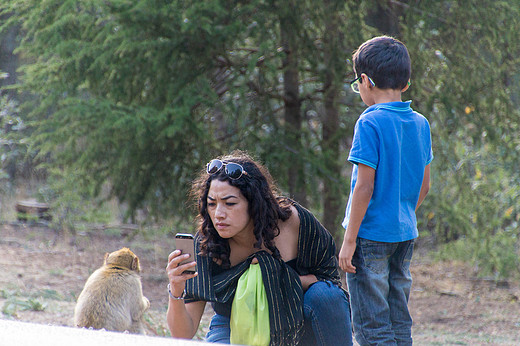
[1,0,519,285]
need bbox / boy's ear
[401,80,411,93]
[360,73,374,88]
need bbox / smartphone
[175,233,196,274]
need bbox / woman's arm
[277,205,320,290]
[299,274,318,290]
[287,203,342,287]
[167,299,206,339]
[165,249,205,339]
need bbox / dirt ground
[1,222,519,345]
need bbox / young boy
[339,36,433,346]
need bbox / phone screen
[175,233,195,274]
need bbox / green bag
[230,263,270,346]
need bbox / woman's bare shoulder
[280,204,300,235]
[275,204,300,260]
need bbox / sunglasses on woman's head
[206,159,248,180]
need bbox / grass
[0,190,17,222]
[2,296,47,318]
[143,313,171,337]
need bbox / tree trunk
[0,17,19,96]
[365,0,402,37]
[280,10,307,206]
[321,1,345,237]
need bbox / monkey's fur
[74,247,150,334]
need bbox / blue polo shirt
[342,101,433,242]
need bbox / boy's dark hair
[353,36,411,90]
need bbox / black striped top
[185,202,341,345]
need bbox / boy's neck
[366,88,403,106]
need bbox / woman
[166,150,352,345]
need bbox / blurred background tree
[1,0,519,278]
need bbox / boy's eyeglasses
[349,75,376,93]
[206,159,248,180]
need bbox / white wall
[0,319,209,346]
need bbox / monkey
[73,247,150,334]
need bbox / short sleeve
[348,117,379,169]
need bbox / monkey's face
[104,248,140,272]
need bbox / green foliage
[1,0,357,225]
[424,136,520,278]
[1,289,65,319]
[0,94,31,186]
[38,289,63,301]
[38,167,114,232]
[401,0,520,278]
[439,231,519,280]
[2,297,47,318]
[2,0,225,220]
[2,0,520,279]
[0,289,13,299]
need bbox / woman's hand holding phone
[174,233,196,274]
[166,233,198,297]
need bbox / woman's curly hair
[190,150,292,268]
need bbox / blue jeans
[300,280,353,346]
[205,313,231,343]
[205,281,353,345]
[347,238,414,346]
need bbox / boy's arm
[339,163,375,273]
[415,164,431,211]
